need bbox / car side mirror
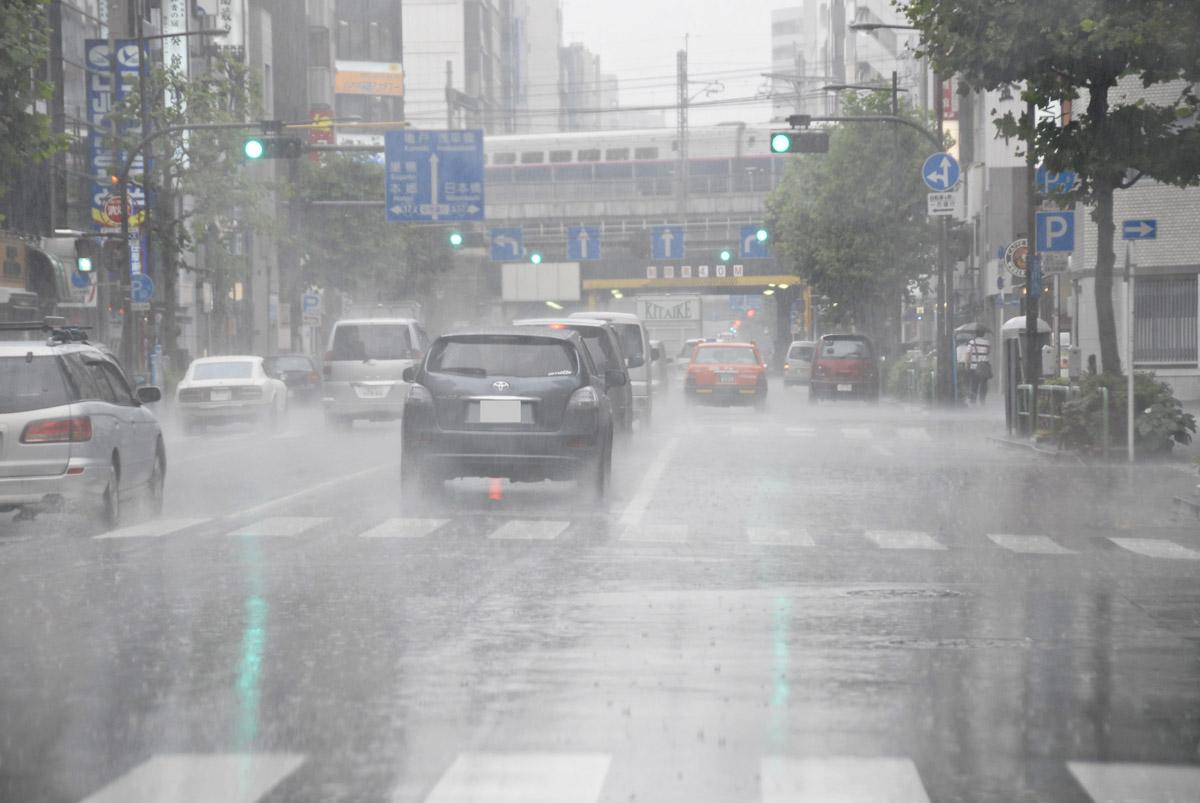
[402,366,416,382]
[626,355,645,369]
[135,386,162,404]
[604,368,628,387]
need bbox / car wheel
[401,447,439,503]
[808,387,819,404]
[754,394,768,412]
[586,432,611,503]
[145,446,165,518]
[100,457,121,530]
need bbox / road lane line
[228,516,330,537]
[620,523,688,543]
[748,527,816,547]
[988,533,1075,555]
[898,427,932,441]
[488,519,571,540]
[618,436,680,528]
[1109,538,1200,560]
[842,427,872,440]
[864,530,947,550]
[93,518,209,540]
[359,518,448,539]
[80,753,304,803]
[224,463,398,521]
[1068,761,1200,803]
[785,426,815,437]
[761,756,932,803]
[421,752,610,803]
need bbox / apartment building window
[335,0,402,62]
[1134,274,1198,365]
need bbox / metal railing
[1016,383,1111,456]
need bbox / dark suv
[809,333,880,402]
[400,328,621,500]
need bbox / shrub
[1057,372,1196,455]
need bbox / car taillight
[234,386,263,400]
[784,362,791,370]
[323,351,334,379]
[567,386,600,409]
[21,416,92,444]
[407,383,433,406]
[308,371,321,384]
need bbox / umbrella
[955,322,988,334]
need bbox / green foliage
[766,93,937,343]
[1057,372,1196,455]
[0,1,65,210]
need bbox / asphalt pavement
[2,382,1199,803]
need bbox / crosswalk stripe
[488,519,570,540]
[786,426,816,437]
[841,427,872,440]
[359,518,448,539]
[93,518,209,540]
[422,752,610,803]
[80,753,305,803]
[988,534,1075,555]
[228,517,329,537]
[1068,761,1200,803]
[864,530,947,550]
[898,427,932,441]
[1109,538,1200,560]
[620,523,688,543]
[761,756,931,803]
[748,527,816,547]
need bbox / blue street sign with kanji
[568,226,600,261]
[922,152,960,191]
[650,225,684,260]
[1122,219,1157,240]
[1027,255,1042,299]
[739,225,769,259]
[489,227,523,261]
[385,130,484,222]
[1035,166,1078,194]
[1036,210,1075,252]
[130,272,155,303]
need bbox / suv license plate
[210,388,232,402]
[718,374,736,384]
[480,399,522,423]
[837,383,853,392]
[356,385,390,399]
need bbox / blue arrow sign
[567,226,600,261]
[1121,219,1157,240]
[385,130,485,222]
[1035,166,1078,195]
[922,152,960,191]
[739,225,769,259]
[1036,210,1075,253]
[650,225,684,260]
[489,227,524,261]
[130,272,155,303]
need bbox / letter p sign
[1036,210,1075,253]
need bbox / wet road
[2,383,1199,802]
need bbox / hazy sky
[560,0,778,127]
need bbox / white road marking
[988,533,1075,555]
[80,753,304,803]
[786,426,816,438]
[841,427,872,440]
[898,427,932,441]
[1068,761,1200,803]
[225,463,398,520]
[864,530,947,550]
[620,523,689,543]
[488,519,571,540]
[228,517,329,537]
[761,756,932,803]
[871,443,896,458]
[93,518,209,540]
[748,527,816,547]
[619,436,680,528]
[1109,538,1200,560]
[421,752,610,803]
[359,518,448,539]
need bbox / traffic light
[529,251,543,265]
[755,227,768,243]
[768,130,830,154]
[73,237,99,273]
[101,239,129,273]
[243,135,304,160]
[448,230,464,248]
[746,308,757,319]
[718,248,732,262]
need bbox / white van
[571,311,656,424]
[322,318,429,428]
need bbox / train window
[578,148,601,162]
[634,147,659,160]
[549,150,572,163]
[492,152,517,165]
[605,148,630,161]
[520,151,545,164]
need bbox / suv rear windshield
[193,362,254,380]
[819,338,871,359]
[332,324,414,361]
[428,336,578,378]
[573,328,619,372]
[265,356,314,372]
[0,355,71,413]
[612,323,644,362]
[694,346,758,364]
[788,344,814,360]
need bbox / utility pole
[676,48,688,218]
[1024,99,1041,432]
[934,71,951,403]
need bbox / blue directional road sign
[922,152,960,191]
[70,270,92,290]
[1036,210,1075,253]
[489,227,524,261]
[1122,219,1157,240]
[385,130,484,222]
[130,272,155,304]
[568,226,601,261]
[739,225,769,259]
[1035,166,1078,195]
[650,225,684,260]
[302,292,321,315]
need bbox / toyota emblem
[492,380,511,392]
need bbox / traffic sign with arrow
[568,226,601,261]
[384,130,484,222]
[490,227,524,261]
[651,225,684,260]
[922,152,960,191]
[739,225,769,259]
[1121,219,1157,240]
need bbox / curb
[988,436,1084,464]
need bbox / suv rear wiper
[438,367,488,377]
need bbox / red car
[685,341,768,408]
[809,333,880,402]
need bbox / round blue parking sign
[130,272,155,303]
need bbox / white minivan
[570,311,656,425]
[322,318,429,428]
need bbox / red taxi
[684,342,768,408]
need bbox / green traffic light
[76,257,94,273]
[448,231,464,247]
[770,133,792,154]
[755,228,768,243]
[719,249,732,262]
[243,137,265,159]
[530,252,543,264]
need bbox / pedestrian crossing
[91,517,1200,562]
[72,751,1200,803]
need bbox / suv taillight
[21,416,92,444]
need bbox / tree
[902,0,1200,374]
[0,0,64,220]
[766,93,937,345]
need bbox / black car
[400,328,621,499]
[263,354,323,404]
